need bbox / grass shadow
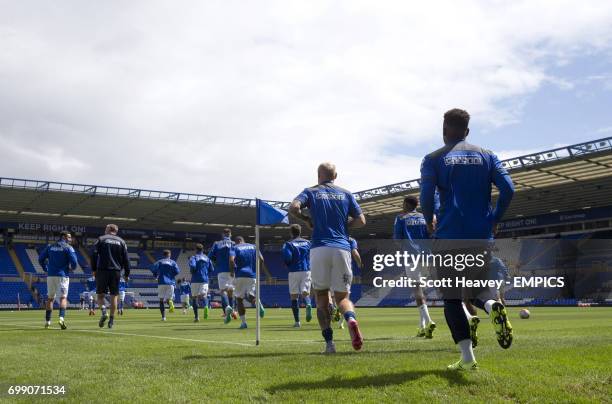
[183,347,452,361]
[266,369,473,393]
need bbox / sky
[1,0,612,201]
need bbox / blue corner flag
[256,199,289,226]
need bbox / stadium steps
[78,246,92,267]
[26,248,45,273]
[144,251,156,264]
[176,250,193,281]
[7,247,27,280]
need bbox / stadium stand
[0,247,19,276]
[0,137,611,308]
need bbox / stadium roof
[1,136,610,238]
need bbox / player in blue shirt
[86,275,97,315]
[38,231,78,330]
[420,108,515,371]
[118,278,127,315]
[290,162,366,354]
[229,236,266,329]
[189,243,214,322]
[150,250,180,321]
[209,229,237,322]
[282,224,312,327]
[393,195,437,338]
[178,278,192,314]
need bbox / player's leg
[316,290,334,353]
[311,247,336,353]
[191,283,200,321]
[168,288,175,313]
[288,272,300,326]
[445,298,478,371]
[57,296,68,330]
[96,272,110,327]
[236,296,247,328]
[229,284,238,320]
[290,293,300,327]
[218,273,233,322]
[158,285,168,321]
[415,285,435,338]
[108,295,118,328]
[159,298,166,320]
[472,296,513,349]
[45,276,56,328]
[58,278,68,329]
[303,271,313,322]
[331,249,362,351]
[107,273,119,328]
[118,291,125,315]
[462,299,480,348]
[470,252,513,349]
[202,284,210,319]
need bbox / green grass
[0,307,611,403]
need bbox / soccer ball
[519,309,530,319]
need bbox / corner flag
[256,199,289,226]
[254,199,289,346]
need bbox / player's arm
[351,248,363,269]
[188,256,196,274]
[258,250,268,274]
[289,189,313,228]
[347,193,366,228]
[281,243,292,267]
[392,216,403,240]
[208,244,217,262]
[229,255,236,277]
[289,200,312,228]
[491,153,515,228]
[91,241,99,276]
[419,155,437,235]
[67,247,78,271]
[122,242,130,280]
[150,261,158,277]
[38,246,49,272]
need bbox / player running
[118,277,127,315]
[209,229,237,323]
[38,231,78,329]
[92,224,130,329]
[393,195,437,338]
[86,275,97,315]
[420,108,515,370]
[178,278,191,314]
[290,162,366,354]
[151,250,180,321]
[189,243,214,322]
[229,236,266,329]
[282,224,313,327]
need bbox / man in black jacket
[92,224,130,329]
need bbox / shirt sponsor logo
[315,192,345,200]
[444,155,483,166]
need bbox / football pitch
[1,307,610,403]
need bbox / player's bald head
[317,162,337,183]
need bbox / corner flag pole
[255,223,261,346]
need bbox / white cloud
[1,0,611,200]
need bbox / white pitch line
[0,322,427,347]
[0,322,253,347]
